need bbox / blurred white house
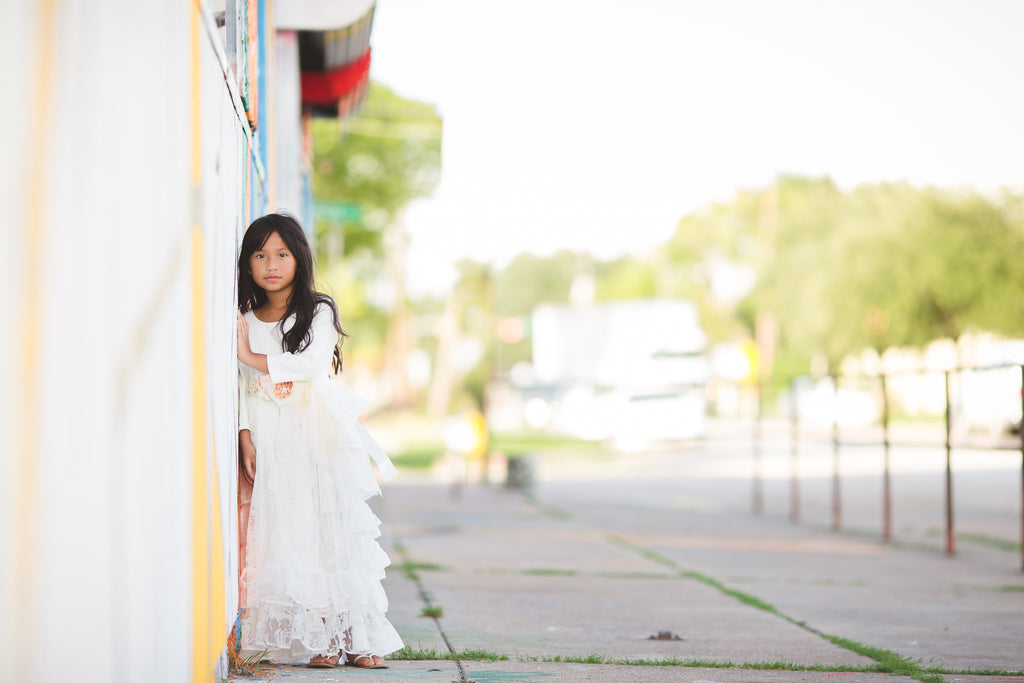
[491,299,711,449]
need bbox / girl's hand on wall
[236,311,251,360]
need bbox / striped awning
[277,0,376,117]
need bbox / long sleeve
[238,370,250,431]
[266,305,338,383]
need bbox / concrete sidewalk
[228,459,1024,683]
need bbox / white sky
[369,0,1024,295]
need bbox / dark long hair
[237,213,347,372]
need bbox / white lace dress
[237,305,402,664]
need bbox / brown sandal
[346,653,388,669]
[307,654,340,668]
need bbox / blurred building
[497,300,710,448]
[0,2,376,682]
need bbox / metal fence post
[753,378,763,516]
[789,378,800,523]
[944,370,955,556]
[831,374,842,531]
[1019,365,1024,572]
[880,373,892,543]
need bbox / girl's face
[249,231,297,298]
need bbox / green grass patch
[996,585,1024,593]
[389,440,445,469]
[957,531,1021,552]
[420,605,444,618]
[491,430,605,457]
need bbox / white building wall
[0,2,273,681]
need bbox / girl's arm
[263,305,338,382]
[237,311,269,373]
[238,369,251,431]
[238,366,256,483]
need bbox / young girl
[235,213,402,669]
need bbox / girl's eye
[255,254,265,259]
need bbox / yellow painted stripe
[208,443,227,663]
[15,0,57,679]
[190,2,221,682]
[190,226,211,683]
[191,4,231,681]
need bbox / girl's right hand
[239,429,257,484]
[240,442,257,483]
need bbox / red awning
[292,2,375,117]
[300,48,371,112]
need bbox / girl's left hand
[236,311,251,360]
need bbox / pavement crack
[603,531,952,683]
[394,539,473,683]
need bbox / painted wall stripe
[15,1,57,679]
[190,2,228,681]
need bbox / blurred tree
[311,83,442,402]
[428,260,496,416]
[493,252,582,316]
[745,179,1024,382]
[593,257,657,300]
[835,187,1024,352]
[312,82,442,265]
[662,189,763,347]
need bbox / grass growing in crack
[927,666,1024,676]
[420,605,444,618]
[520,654,885,670]
[956,531,1021,552]
[604,533,1005,683]
[607,534,678,569]
[400,561,447,581]
[522,568,579,577]
[679,570,781,615]
[543,654,606,664]
[925,528,1021,552]
[593,571,677,580]
[822,634,926,678]
[522,494,573,521]
[996,585,1024,593]
[391,646,509,661]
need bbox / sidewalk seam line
[395,539,471,683]
[604,531,953,682]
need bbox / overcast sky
[369,0,1024,295]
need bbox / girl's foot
[345,653,388,669]
[308,654,340,668]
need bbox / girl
[235,213,402,669]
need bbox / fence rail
[748,363,1024,572]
